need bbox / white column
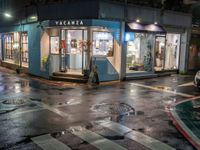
[120,21,126,80]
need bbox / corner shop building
[0,1,192,82]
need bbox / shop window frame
[3,33,14,61]
[21,32,29,63]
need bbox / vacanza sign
[53,20,84,26]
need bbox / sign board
[50,20,87,26]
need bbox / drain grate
[2,98,29,106]
[91,103,135,115]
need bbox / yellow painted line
[178,82,193,87]
[97,120,175,150]
[68,126,127,150]
[31,134,72,150]
[130,83,193,98]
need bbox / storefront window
[21,32,28,65]
[67,30,83,54]
[126,33,154,73]
[4,33,14,62]
[154,36,165,71]
[92,31,113,57]
[165,33,180,70]
[50,36,59,54]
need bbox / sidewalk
[169,97,200,150]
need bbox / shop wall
[0,23,49,78]
[37,1,98,20]
[99,1,192,28]
[99,1,124,20]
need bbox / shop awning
[126,22,166,33]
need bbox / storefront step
[50,75,88,83]
[52,72,85,78]
[125,74,158,80]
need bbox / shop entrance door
[60,29,87,74]
[154,35,166,71]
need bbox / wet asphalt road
[0,68,198,150]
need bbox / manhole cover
[2,98,29,106]
[91,103,135,115]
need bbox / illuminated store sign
[54,20,84,26]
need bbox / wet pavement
[0,67,198,150]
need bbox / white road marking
[130,83,193,98]
[97,120,176,150]
[37,102,68,117]
[178,82,194,87]
[68,126,127,150]
[31,134,72,150]
[13,108,44,115]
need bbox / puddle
[0,108,17,115]
[135,111,145,116]
[30,98,42,102]
[104,135,124,140]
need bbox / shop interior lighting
[154,21,158,25]
[4,12,12,18]
[30,16,37,20]
[136,19,140,23]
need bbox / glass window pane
[92,32,113,56]
[165,33,180,70]
[126,33,153,73]
[154,36,165,71]
[50,36,59,54]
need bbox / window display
[154,36,165,71]
[21,32,28,63]
[67,30,83,54]
[165,33,180,70]
[92,32,113,56]
[3,32,29,67]
[4,34,14,61]
[126,33,153,73]
[50,36,59,54]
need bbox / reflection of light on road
[0,85,4,92]
[14,84,21,93]
[173,98,176,102]
[146,126,153,132]
[130,83,193,98]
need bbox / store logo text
[55,20,84,26]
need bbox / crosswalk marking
[130,83,193,98]
[97,120,175,150]
[31,134,72,150]
[68,126,127,150]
